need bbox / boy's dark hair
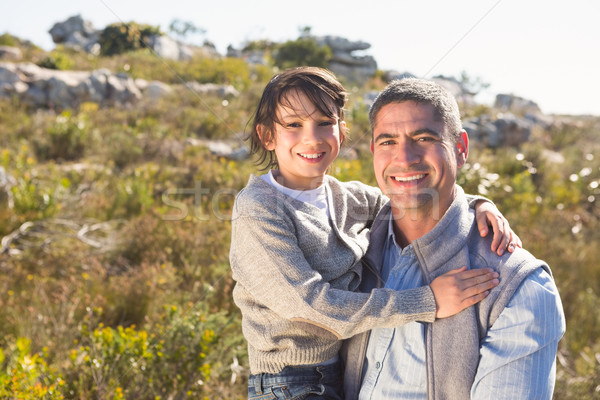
[247,66,347,169]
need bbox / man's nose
[392,141,421,166]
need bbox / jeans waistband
[249,360,342,393]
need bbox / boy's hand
[431,266,499,319]
[474,200,522,256]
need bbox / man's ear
[456,130,469,167]
[257,125,275,150]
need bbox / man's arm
[471,268,566,399]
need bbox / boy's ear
[257,125,275,150]
[339,120,347,144]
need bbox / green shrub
[0,33,19,47]
[33,111,89,161]
[64,303,220,399]
[36,48,75,71]
[274,38,332,69]
[99,22,162,56]
[0,338,65,399]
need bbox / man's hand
[431,267,499,319]
[474,200,522,255]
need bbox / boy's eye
[319,120,334,126]
[285,122,301,128]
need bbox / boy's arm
[231,206,436,340]
[466,194,522,255]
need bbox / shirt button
[375,362,381,369]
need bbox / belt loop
[252,373,263,395]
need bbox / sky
[2,0,599,116]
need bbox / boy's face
[262,90,345,190]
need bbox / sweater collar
[411,185,475,275]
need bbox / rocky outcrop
[49,15,218,61]
[313,35,377,82]
[0,62,142,108]
[49,14,101,54]
[495,93,542,115]
[182,82,240,98]
[463,113,534,148]
[0,46,23,61]
[0,62,240,109]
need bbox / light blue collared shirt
[359,216,565,400]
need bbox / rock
[313,35,377,82]
[381,70,416,82]
[183,82,240,98]
[493,112,533,147]
[0,166,16,209]
[148,35,193,61]
[186,139,249,160]
[0,62,21,84]
[0,62,142,109]
[48,15,100,53]
[464,112,533,148]
[142,81,173,101]
[494,93,542,115]
[0,46,23,61]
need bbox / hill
[0,16,599,399]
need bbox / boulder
[148,35,194,61]
[142,80,173,101]
[313,35,377,82]
[494,93,542,115]
[381,70,416,82]
[48,15,100,53]
[0,46,23,61]
[464,113,533,148]
[183,82,240,98]
[0,62,143,109]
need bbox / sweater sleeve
[230,196,436,340]
[465,193,495,208]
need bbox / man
[342,78,565,399]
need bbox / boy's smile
[263,90,345,190]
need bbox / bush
[0,338,65,399]
[36,48,75,71]
[274,38,332,69]
[63,303,223,399]
[99,22,162,56]
[33,111,89,161]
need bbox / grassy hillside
[1,37,599,399]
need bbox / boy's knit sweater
[230,175,437,374]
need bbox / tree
[168,19,206,43]
[273,37,332,70]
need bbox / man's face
[371,101,468,218]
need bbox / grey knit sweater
[230,175,437,374]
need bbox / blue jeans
[248,359,343,400]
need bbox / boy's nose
[301,125,323,144]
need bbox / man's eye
[417,136,435,142]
